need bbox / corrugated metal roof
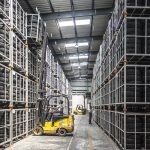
[28,0,52,13]
[95,0,113,9]
[73,0,92,10]
[51,0,71,12]
[19,0,114,80]
[46,20,61,39]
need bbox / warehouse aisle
[7,116,119,150]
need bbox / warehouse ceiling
[19,0,114,81]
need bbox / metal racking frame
[98,110,150,150]
[92,0,150,149]
[0,0,72,148]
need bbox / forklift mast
[36,28,49,125]
[35,30,70,125]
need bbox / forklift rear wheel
[58,128,67,136]
[33,126,43,136]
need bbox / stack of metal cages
[50,52,55,90]
[0,1,72,148]
[92,49,101,123]
[45,46,51,88]
[68,82,72,113]
[54,61,60,93]
[0,0,44,148]
[0,0,30,147]
[62,72,66,95]
[92,0,150,149]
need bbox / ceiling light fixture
[69,54,88,59]
[69,55,78,59]
[71,63,79,67]
[79,55,88,59]
[65,43,76,47]
[76,19,90,25]
[65,42,88,48]
[59,19,90,27]
[78,42,88,46]
[59,21,74,27]
[80,62,88,66]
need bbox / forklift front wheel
[57,128,67,136]
[33,126,43,136]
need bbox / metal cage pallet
[27,13,45,44]
[28,50,38,80]
[0,0,10,20]
[96,110,150,150]
[0,63,10,103]
[0,18,10,64]
[0,108,36,149]
[28,79,37,106]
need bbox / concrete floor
[7,115,119,150]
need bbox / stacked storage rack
[68,81,72,113]
[54,62,72,114]
[0,1,43,148]
[92,0,150,150]
[0,0,32,148]
[0,0,72,148]
[26,10,45,145]
[54,61,61,94]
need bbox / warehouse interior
[0,0,150,150]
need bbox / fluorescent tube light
[65,43,76,47]
[76,19,90,25]
[65,42,88,48]
[78,42,88,46]
[79,55,88,59]
[59,21,74,27]
[59,19,90,27]
[69,55,78,59]
[80,62,88,66]
[71,63,79,67]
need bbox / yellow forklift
[73,104,86,115]
[33,32,74,136]
[33,95,74,136]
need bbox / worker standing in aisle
[89,103,92,124]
